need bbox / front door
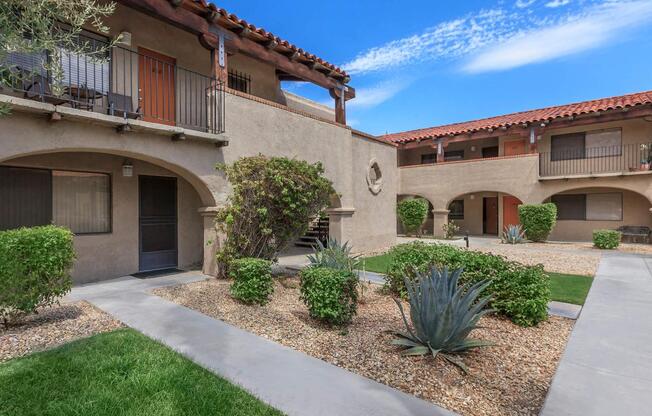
[138,47,176,125]
[504,139,527,156]
[483,197,498,235]
[139,175,177,271]
[503,196,522,228]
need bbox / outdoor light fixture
[117,31,132,47]
[122,161,134,177]
[470,145,476,152]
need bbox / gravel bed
[155,279,573,416]
[0,301,123,362]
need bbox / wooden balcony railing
[539,143,652,177]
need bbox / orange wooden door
[138,47,176,125]
[504,139,527,156]
[483,197,498,235]
[503,196,523,228]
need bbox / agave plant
[392,266,493,373]
[307,238,360,272]
[502,224,526,244]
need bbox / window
[228,70,251,94]
[53,171,111,233]
[449,199,464,220]
[551,133,585,161]
[551,129,622,161]
[421,153,436,164]
[444,150,464,161]
[482,146,499,158]
[551,192,623,221]
[0,167,111,234]
[586,193,622,221]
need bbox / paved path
[541,252,652,415]
[70,273,454,416]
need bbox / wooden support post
[330,87,346,125]
[211,32,228,85]
[436,140,445,163]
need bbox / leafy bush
[300,267,358,325]
[392,266,493,372]
[502,224,526,244]
[307,238,360,272]
[384,242,550,326]
[518,203,557,242]
[0,225,75,327]
[593,229,621,249]
[229,258,273,305]
[397,198,429,235]
[215,155,335,277]
[442,221,460,239]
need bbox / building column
[436,140,445,163]
[198,206,224,277]
[432,208,449,238]
[326,207,356,245]
[211,32,228,85]
[329,87,347,125]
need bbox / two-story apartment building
[0,0,397,283]
[386,91,652,241]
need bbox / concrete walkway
[70,273,453,416]
[541,252,652,415]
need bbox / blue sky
[215,0,652,135]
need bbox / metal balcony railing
[539,143,652,177]
[1,36,225,134]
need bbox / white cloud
[515,0,536,8]
[464,0,652,73]
[545,0,571,7]
[347,79,409,109]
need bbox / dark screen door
[139,175,177,271]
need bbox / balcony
[1,37,225,136]
[539,143,652,179]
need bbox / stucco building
[0,0,397,283]
[385,91,652,242]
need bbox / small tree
[0,0,117,104]
[215,155,335,277]
[518,203,557,242]
[397,198,429,236]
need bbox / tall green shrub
[397,198,429,235]
[518,203,557,242]
[384,242,550,327]
[300,267,358,325]
[215,155,335,277]
[229,258,273,305]
[0,225,75,327]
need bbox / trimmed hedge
[593,229,621,249]
[229,258,274,305]
[299,267,358,325]
[385,241,550,327]
[397,198,429,235]
[518,203,557,242]
[0,225,75,327]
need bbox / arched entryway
[543,186,652,241]
[446,191,523,236]
[0,151,215,283]
[396,194,435,236]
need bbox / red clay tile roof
[383,90,652,144]
[189,0,348,81]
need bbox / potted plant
[640,144,651,171]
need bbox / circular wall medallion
[366,158,383,194]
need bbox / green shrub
[0,225,75,327]
[229,258,273,305]
[299,267,358,325]
[518,203,557,242]
[385,242,550,326]
[397,198,429,235]
[215,155,335,277]
[593,229,621,249]
[442,221,460,239]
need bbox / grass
[0,329,284,416]
[359,253,594,305]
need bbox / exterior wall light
[116,31,132,47]
[122,161,134,177]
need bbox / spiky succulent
[392,266,493,373]
[502,224,526,244]
[307,238,360,272]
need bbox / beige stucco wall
[282,90,335,121]
[228,54,284,103]
[2,152,203,284]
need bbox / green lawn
[359,254,593,305]
[0,329,283,416]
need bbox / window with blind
[551,133,585,161]
[551,192,622,221]
[0,167,111,234]
[551,129,622,161]
[551,194,586,220]
[421,153,436,164]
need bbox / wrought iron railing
[539,143,652,177]
[1,38,225,134]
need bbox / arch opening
[446,191,524,237]
[396,194,435,236]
